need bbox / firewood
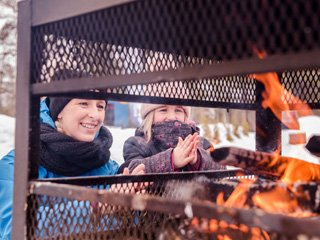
[164,178,320,214]
[210,147,320,182]
[210,147,288,178]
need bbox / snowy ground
[1,114,320,165]
[0,114,15,158]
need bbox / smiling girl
[118,103,225,173]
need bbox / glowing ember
[191,217,270,240]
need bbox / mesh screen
[31,0,320,109]
[27,171,319,239]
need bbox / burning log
[210,147,288,178]
[210,147,320,182]
[163,176,320,214]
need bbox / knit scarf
[40,122,112,176]
[151,120,198,150]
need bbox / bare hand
[172,133,200,169]
[112,164,146,194]
[125,163,145,175]
[92,164,147,214]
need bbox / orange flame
[251,47,313,130]
[195,48,317,237]
[251,48,319,183]
[217,173,255,208]
[255,151,320,183]
[207,144,215,153]
[252,183,317,218]
[252,185,299,213]
[281,158,320,183]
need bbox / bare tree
[0,0,17,116]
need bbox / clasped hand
[172,133,200,169]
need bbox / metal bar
[29,181,320,237]
[33,169,248,185]
[31,0,136,26]
[32,50,320,95]
[12,0,32,239]
[104,94,259,110]
[28,96,40,179]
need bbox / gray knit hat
[140,103,191,120]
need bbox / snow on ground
[108,126,135,164]
[1,114,320,165]
[0,114,15,158]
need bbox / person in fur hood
[118,103,225,173]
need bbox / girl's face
[153,105,186,123]
[57,99,106,142]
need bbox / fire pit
[13,0,320,239]
[27,170,320,239]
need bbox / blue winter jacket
[0,99,119,240]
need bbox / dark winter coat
[118,120,225,173]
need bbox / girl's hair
[139,108,189,142]
[138,111,155,142]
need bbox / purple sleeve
[197,147,226,170]
[170,151,179,172]
[128,149,175,173]
[187,151,201,171]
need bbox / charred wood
[210,146,320,181]
[164,177,320,214]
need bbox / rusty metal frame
[31,0,136,26]
[12,1,32,239]
[34,169,252,185]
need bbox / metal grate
[30,0,320,109]
[282,69,320,107]
[32,0,320,72]
[27,171,320,239]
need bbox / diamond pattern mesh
[31,0,320,109]
[26,172,315,239]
